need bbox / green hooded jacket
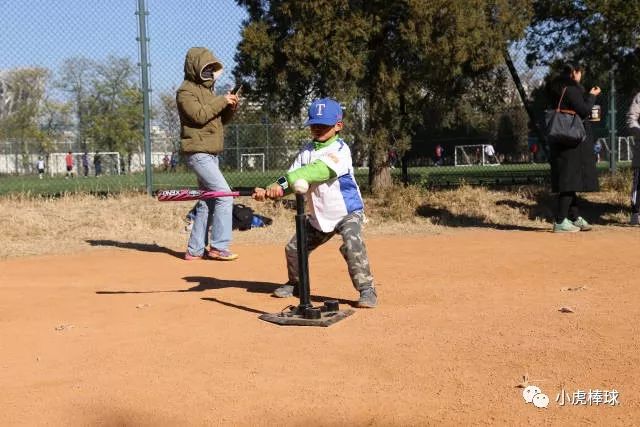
[176,47,235,154]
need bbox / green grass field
[0,170,282,196]
[0,162,625,196]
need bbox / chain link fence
[0,1,633,195]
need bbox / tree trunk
[368,146,392,194]
[370,164,392,194]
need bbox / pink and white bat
[157,189,252,202]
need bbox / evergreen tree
[234,0,530,191]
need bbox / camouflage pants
[285,211,374,291]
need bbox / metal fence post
[136,0,153,195]
[609,68,617,172]
[235,125,240,170]
[266,123,270,170]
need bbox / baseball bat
[157,188,252,202]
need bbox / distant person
[163,153,170,172]
[484,144,499,164]
[388,148,398,169]
[529,141,539,163]
[94,153,102,177]
[593,140,602,163]
[434,144,443,166]
[626,90,640,225]
[36,157,45,179]
[170,151,178,172]
[252,98,377,308]
[546,63,601,232]
[177,46,239,261]
[65,151,74,178]
[81,152,89,177]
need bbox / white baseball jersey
[289,137,364,232]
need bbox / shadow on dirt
[96,275,358,312]
[86,239,183,259]
[201,294,358,316]
[201,297,269,314]
[191,275,358,309]
[416,192,628,230]
[96,276,280,295]
[415,205,544,231]
[183,276,279,294]
[494,193,628,226]
[97,274,357,315]
[308,294,357,307]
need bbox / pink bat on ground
[157,189,252,202]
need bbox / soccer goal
[454,144,499,167]
[48,152,121,176]
[598,137,634,163]
[618,136,633,162]
[240,153,265,172]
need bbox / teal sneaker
[571,216,592,231]
[553,218,580,233]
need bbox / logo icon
[523,385,549,409]
[532,393,550,408]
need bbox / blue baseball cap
[305,98,343,126]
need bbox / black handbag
[232,204,254,230]
[545,87,587,147]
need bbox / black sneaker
[357,287,377,308]
[273,283,299,298]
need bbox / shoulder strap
[556,87,578,115]
[556,87,567,111]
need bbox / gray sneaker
[272,283,299,298]
[571,216,592,231]
[631,213,640,226]
[357,287,377,308]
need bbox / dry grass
[600,167,633,192]
[0,181,632,259]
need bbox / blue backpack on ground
[232,204,272,230]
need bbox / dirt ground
[1,227,639,426]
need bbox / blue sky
[1,1,548,102]
[0,0,247,96]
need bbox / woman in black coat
[547,64,601,232]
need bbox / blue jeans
[186,153,233,255]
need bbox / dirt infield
[1,227,639,425]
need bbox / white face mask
[201,64,223,82]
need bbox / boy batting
[253,98,377,308]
